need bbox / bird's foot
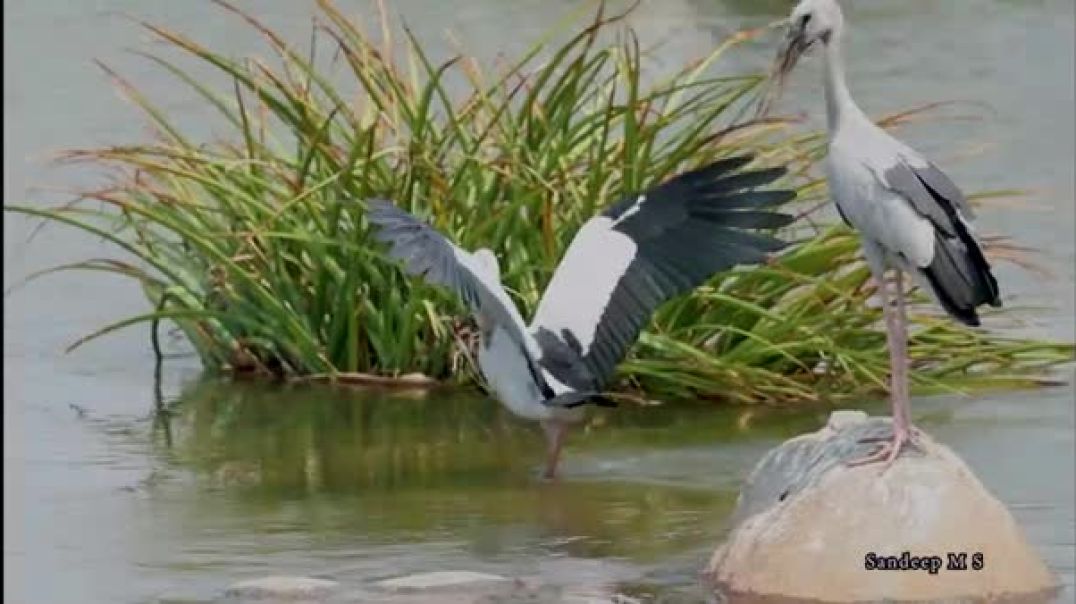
[857,425,922,447]
[846,425,918,473]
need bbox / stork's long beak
[755,20,813,119]
[776,22,812,80]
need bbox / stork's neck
[822,32,863,136]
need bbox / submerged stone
[224,575,338,601]
[705,410,1059,603]
[374,571,511,592]
[364,574,640,603]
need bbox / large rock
[705,410,1059,603]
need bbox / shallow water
[4,1,1074,602]
[5,375,1073,602]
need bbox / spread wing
[529,155,796,390]
[365,199,537,359]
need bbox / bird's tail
[920,224,1001,327]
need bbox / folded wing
[874,152,1000,325]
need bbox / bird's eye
[799,14,812,28]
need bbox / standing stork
[768,0,1001,467]
[366,156,795,479]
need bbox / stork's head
[779,0,844,75]
[755,0,844,118]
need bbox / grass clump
[6,1,1072,403]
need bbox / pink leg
[542,421,567,480]
[892,271,913,437]
[848,270,916,470]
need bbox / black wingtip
[920,224,1001,327]
[703,154,756,173]
[695,167,791,200]
[752,164,788,179]
[671,155,762,188]
[543,392,619,409]
[725,153,755,163]
[771,212,797,228]
[591,395,619,408]
[952,310,981,327]
[921,257,989,328]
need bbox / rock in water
[705,410,1059,603]
[374,571,511,592]
[225,576,338,601]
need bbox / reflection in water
[130,380,1074,602]
[159,380,825,493]
[151,380,782,564]
[166,381,535,491]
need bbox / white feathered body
[477,326,582,423]
[827,119,939,274]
